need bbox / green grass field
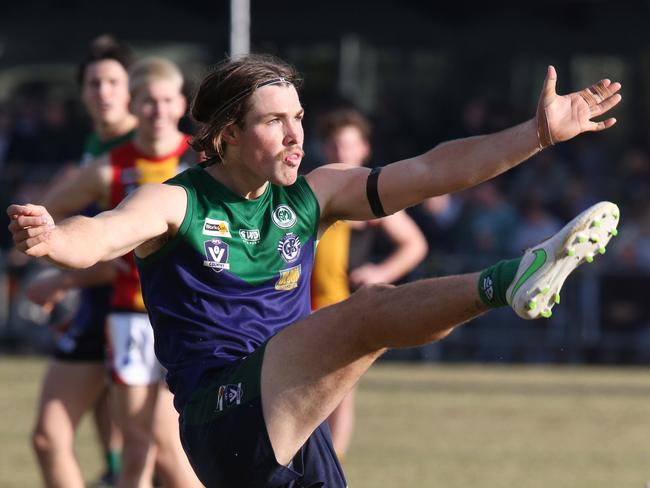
[1,357,649,487]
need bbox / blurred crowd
[2,72,650,365]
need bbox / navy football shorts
[53,286,111,362]
[179,343,348,487]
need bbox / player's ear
[222,123,240,146]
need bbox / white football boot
[507,201,619,319]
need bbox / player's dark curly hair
[189,54,302,161]
[76,34,134,88]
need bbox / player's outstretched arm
[7,183,187,269]
[309,66,622,223]
[26,260,128,311]
[40,155,112,220]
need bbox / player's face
[81,59,131,128]
[322,125,370,166]
[130,79,186,140]
[235,84,304,186]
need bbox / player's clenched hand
[25,274,67,312]
[7,204,56,257]
[536,65,622,148]
[349,263,387,288]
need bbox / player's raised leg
[261,201,620,465]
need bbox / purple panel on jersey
[140,237,315,411]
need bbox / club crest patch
[275,265,301,291]
[216,383,243,412]
[239,228,261,244]
[202,218,232,237]
[203,239,230,272]
[272,204,297,229]
[278,233,301,263]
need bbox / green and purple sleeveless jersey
[136,165,320,410]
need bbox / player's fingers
[8,215,33,230]
[580,79,621,108]
[590,117,617,132]
[8,217,51,235]
[13,226,51,243]
[541,65,557,102]
[591,93,622,117]
[6,204,28,218]
[13,228,49,247]
[15,214,53,229]
[15,233,52,256]
[7,203,48,218]
[605,80,622,96]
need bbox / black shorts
[179,344,348,488]
[53,321,106,362]
[53,286,111,362]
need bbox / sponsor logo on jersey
[216,383,243,412]
[202,218,232,237]
[239,228,261,244]
[275,265,301,291]
[203,239,230,272]
[277,233,301,263]
[272,204,297,229]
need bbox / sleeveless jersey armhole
[135,183,195,267]
[296,175,321,238]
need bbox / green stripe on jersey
[138,165,320,287]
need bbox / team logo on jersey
[203,239,230,272]
[277,233,301,263]
[239,228,261,244]
[275,265,301,291]
[272,204,297,229]
[202,218,232,237]
[216,383,243,412]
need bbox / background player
[27,35,136,488]
[312,107,428,460]
[31,56,201,488]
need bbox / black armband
[366,166,388,218]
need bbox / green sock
[478,258,521,308]
[106,449,121,476]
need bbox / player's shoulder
[306,162,364,184]
[137,181,187,197]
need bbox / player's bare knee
[347,283,396,353]
[121,441,151,470]
[31,428,55,455]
